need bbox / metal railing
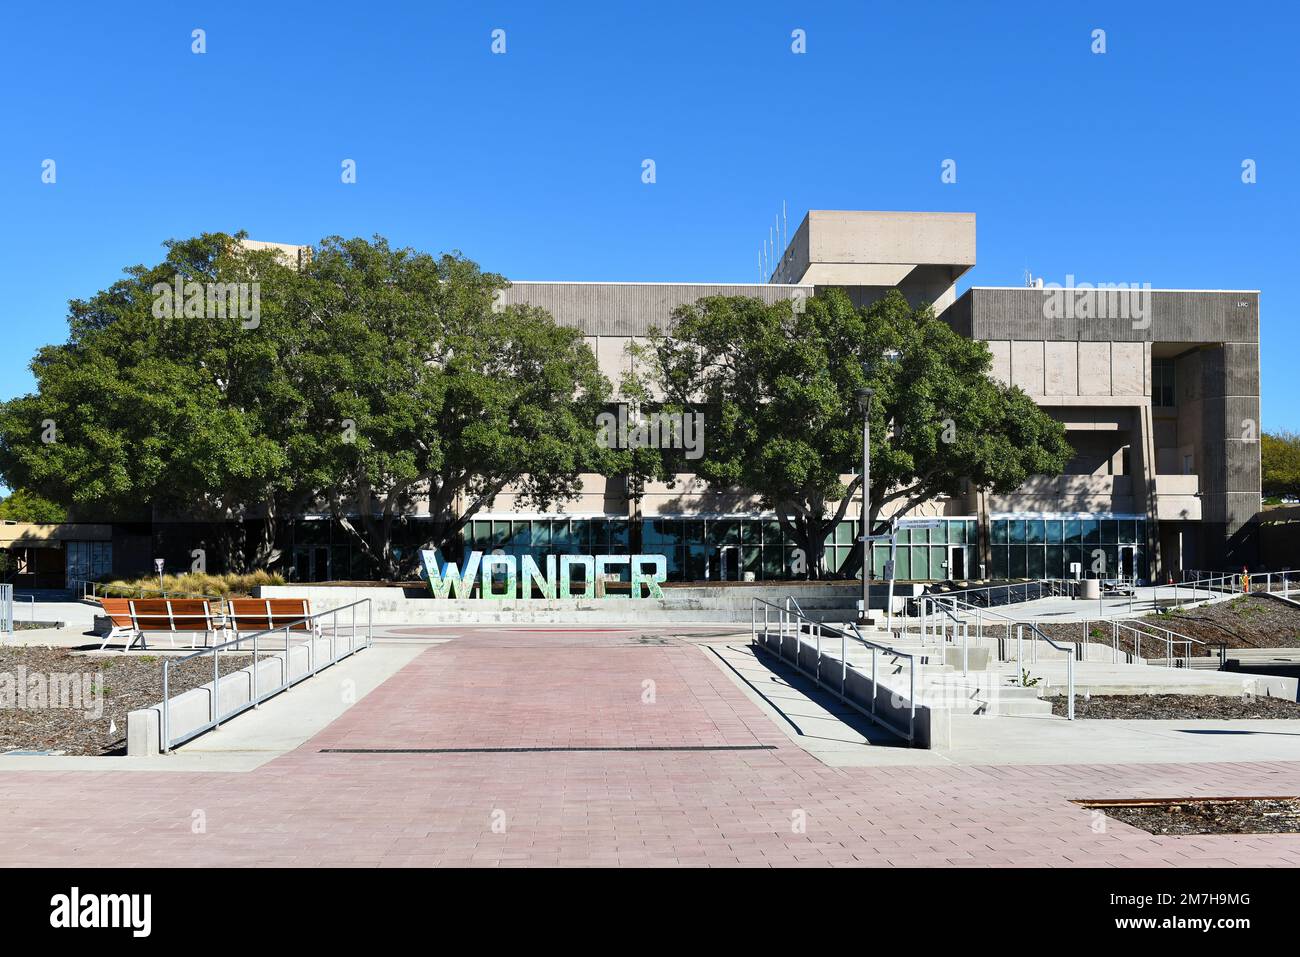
[930,595,1076,719]
[1097,617,1225,668]
[160,598,372,753]
[751,596,918,743]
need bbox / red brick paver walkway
[3,630,1300,867]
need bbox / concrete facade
[476,210,1260,581]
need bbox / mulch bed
[0,646,248,756]
[1080,797,1300,835]
[1045,693,1300,719]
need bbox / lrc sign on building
[420,550,667,600]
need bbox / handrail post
[871,646,878,715]
[908,659,916,743]
[252,628,260,708]
[962,622,969,677]
[1066,650,1075,720]
[1016,624,1023,673]
[841,629,847,694]
[162,659,171,754]
[212,644,221,728]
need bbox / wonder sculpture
[420,549,668,600]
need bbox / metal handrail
[932,595,1075,719]
[160,598,373,753]
[750,596,918,743]
[1100,618,1225,669]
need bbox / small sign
[857,535,893,543]
[153,559,164,574]
[883,560,896,581]
[898,519,944,529]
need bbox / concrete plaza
[3,624,1300,867]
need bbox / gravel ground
[1087,797,1300,835]
[1029,594,1300,658]
[0,646,249,755]
[1045,693,1300,719]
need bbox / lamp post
[856,384,873,623]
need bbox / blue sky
[2,1,1296,426]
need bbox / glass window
[1082,519,1100,545]
[1046,545,1064,579]
[708,520,735,545]
[1026,518,1045,544]
[892,547,910,581]
[1010,520,1027,544]
[1101,520,1118,544]
[991,545,1008,579]
[1064,519,1082,544]
[992,520,1008,544]
[1027,546,1046,579]
[1009,545,1028,579]
[1045,520,1063,544]
[1153,358,1175,408]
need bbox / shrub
[98,570,285,599]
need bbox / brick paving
[3,628,1300,867]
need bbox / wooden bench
[123,598,225,650]
[225,598,318,645]
[96,598,138,650]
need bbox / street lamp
[856,350,899,624]
[856,382,874,623]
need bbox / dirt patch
[0,647,247,755]
[1045,692,1300,719]
[1023,594,1300,659]
[1078,797,1300,835]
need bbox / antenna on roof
[782,200,788,254]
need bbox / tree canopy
[0,234,620,578]
[1262,430,1300,502]
[0,488,67,524]
[630,288,1073,578]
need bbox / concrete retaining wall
[752,629,948,748]
[126,634,365,756]
[253,582,920,624]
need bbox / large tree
[0,234,624,579]
[631,288,1073,578]
[0,233,305,569]
[291,237,620,578]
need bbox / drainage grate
[320,745,777,754]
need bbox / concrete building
[458,209,1258,585]
[41,214,1256,586]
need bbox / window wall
[989,515,1146,581]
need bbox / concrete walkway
[2,625,1300,866]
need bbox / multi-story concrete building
[49,213,1253,587]
[444,209,1258,586]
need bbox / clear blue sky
[2,1,1296,426]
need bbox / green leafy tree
[630,288,1073,578]
[0,488,67,523]
[288,237,621,579]
[0,233,307,569]
[1262,431,1300,502]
